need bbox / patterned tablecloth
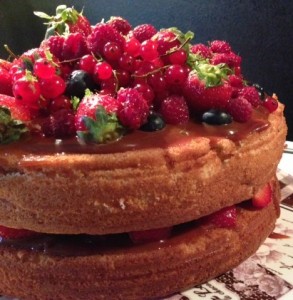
[1,144,293,300]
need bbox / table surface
[1,143,293,300]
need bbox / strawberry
[34,5,91,38]
[0,68,13,96]
[0,225,38,239]
[207,205,237,228]
[129,226,172,244]
[252,183,272,208]
[0,59,13,71]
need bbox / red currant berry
[148,72,167,92]
[103,42,123,61]
[119,53,136,72]
[125,37,141,57]
[140,40,159,61]
[33,58,56,79]
[133,83,155,106]
[79,55,96,74]
[50,95,72,112]
[100,76,118,93]
[164,64,188,86]
[168,49,187,65]
[116,69,131,87]
[13,76,41,107]
[263,96,278,113]
[39,75,66,99]
[94,62,113,81]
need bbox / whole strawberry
[117,88,149,129]
[34,5,92,38]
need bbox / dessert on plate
[0,5,287,300]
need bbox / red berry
[168,49,188,65]
[140,40,159,61]
[148,72,167,92]
[252,183,272,208]
[190,43,211,58]
[132,24,157,43]
[39,75,66,99]
[129,227,172,244]
[0,225,38,239]
[207,205,237,228]
[13,76,41,108]
[133,83,155,106]
[116,69,131,87]
[125,37,141,57]
[160,95,189,125]
[117,88,149,129]
[107,16,132,35]
[164,64,188,87]
[239,86,261,108]
[183,72,205,108]
[155,29,180,56]
[118,53,136,72]
[42,109,76,138]
[63,33,88,60]
[100,76,118,94]
[228,74,243,89]
[226,96,252,122]
[94,62,113,81]
[69,14,92,37]
[103,42,123,61]
[79,54,97,74]
[50,95,72,112]
[46,35,65,61]
[210,40,232,53]
[87,23,125,57]
[263,96,278,113]
[211,52,242,68]
[33,58,56,79]
[0,68,13,96]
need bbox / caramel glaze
[0,201,253,257]
[0,108,269,158]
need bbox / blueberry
[252,83,265,100]
[201,109,232,125]
[66,70,96,99]
[140,113,166,132]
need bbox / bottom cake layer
[0,183,280,300]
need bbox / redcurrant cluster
[0,6,279,143]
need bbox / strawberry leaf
[0,106,28,144]
[77,106,124,144]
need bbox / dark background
[0,0,292,140]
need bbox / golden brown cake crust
[0,104,287,234]
[0,189,280,300]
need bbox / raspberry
[46,35,65,61]
[0,67,13,96]
[132,24,157,43]
[87,23,125,57]
[69,14,92,37]
[190,43,211,58]
[107,16,132,35]
[160,95,189,125]
[226,96,252,122]
[42,109,76,138]
[63,33,88,60]
[211,52,241,68]
[207,205,237,228]
[210,40,232,53]
[117,88,149,129]
[239,86,261,107]
[155,29,180,56]
[228,74,244,98]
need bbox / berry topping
[132,24,157,43]
[210,40,232,53]
[107,16,132,35]
[226,96,252,122]
[140,112,166,132]
[252,183,272,208]
[129,226,172,244]
[207,205,237,228]
[238,86,261,108]
[190,43,211,59]
[201,109,232,125]
[263,96,278,113]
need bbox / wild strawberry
[252,183,272,208]
[0,225,38,239]
[0,94,31,121]
[239,86,261,108]
[0,68,13,96]
[34,5,91,37]
[129,226,172,244]
[160,95,189,125]
[190,43,211,59]
[62,33,88,60]
[107,16,132,35]
[211,52,242,68]
[226,96,252,122]
[41,109,76,138]
[75,93,120,131]
[45,35,65,61]
[210,40,232,53]
[263,96,278,113]
[132,24,157,43]
[207,205,237,228]
[117,88,149,129]
[87,23,125,57]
